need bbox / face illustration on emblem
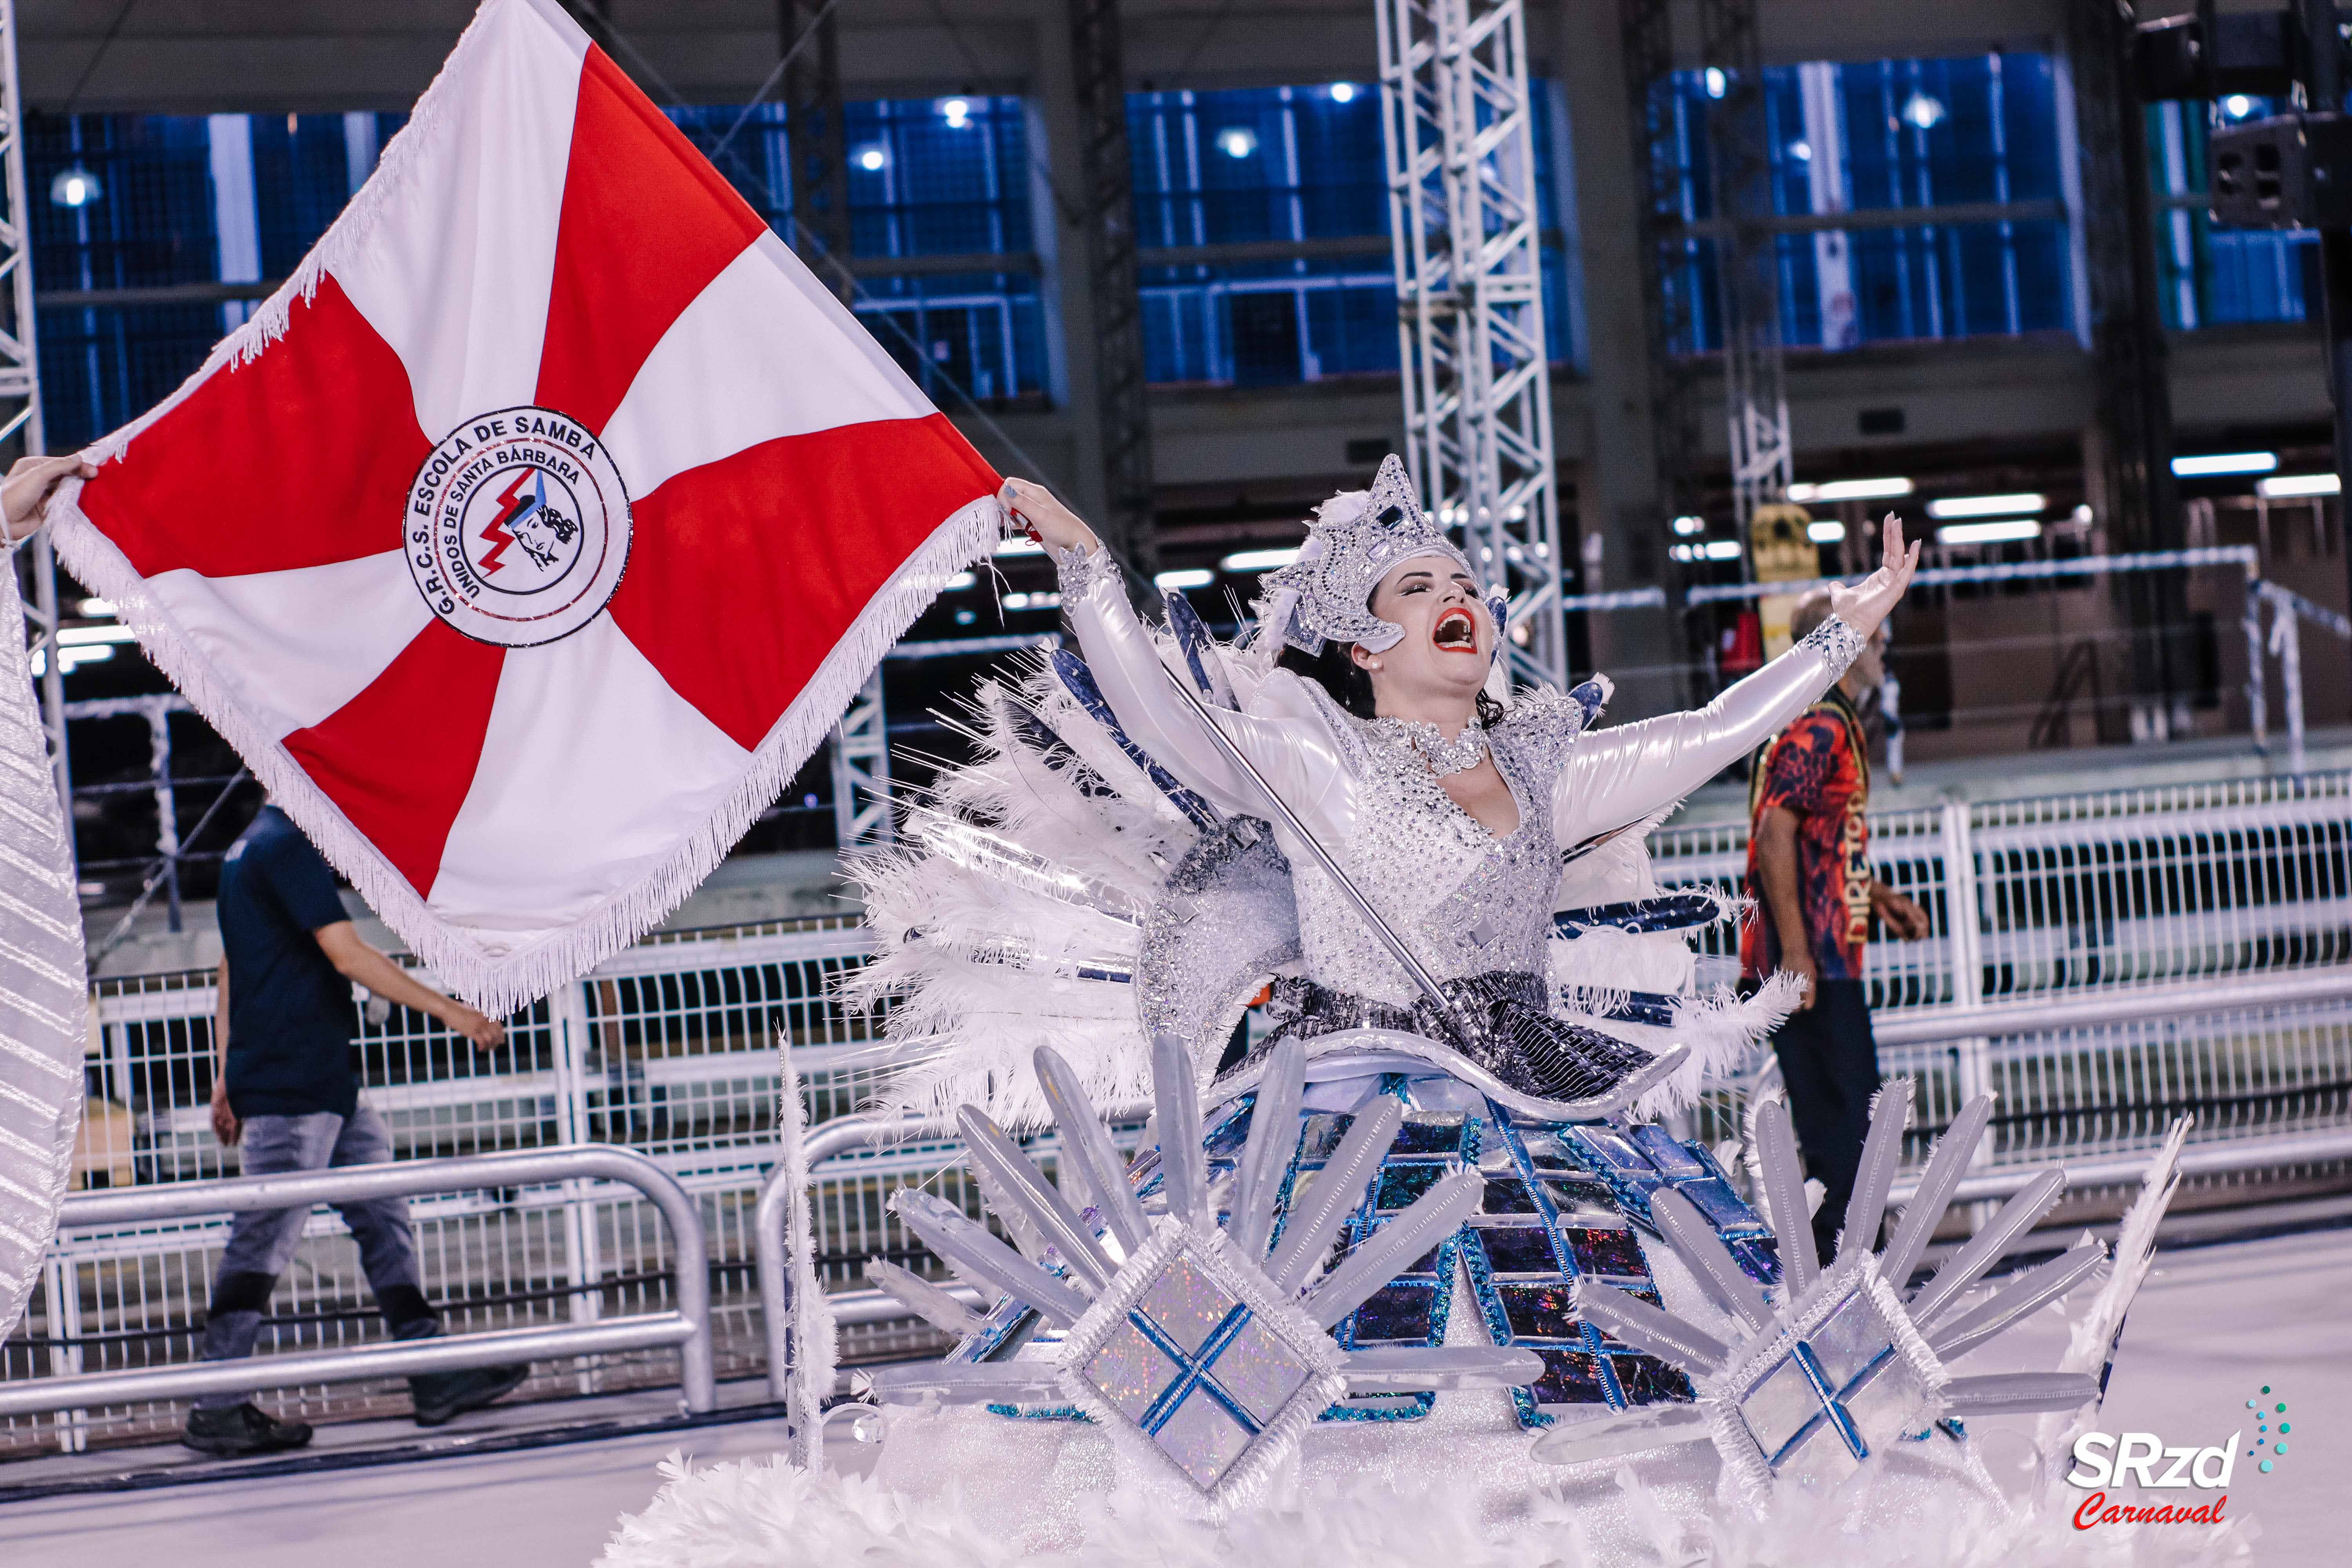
[472,469,584,584]
[405,406,632,648]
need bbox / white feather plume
[844,664,1190,1129]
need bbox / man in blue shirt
[185,803,529,1456]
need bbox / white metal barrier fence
[0,1147,717,1425]
[8,773,2352,1455]
[1657,770,2352,1205]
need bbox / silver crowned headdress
[1258,454,1476,655]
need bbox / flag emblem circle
[405,404,632,647]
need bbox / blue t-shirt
[216,806,359,1118]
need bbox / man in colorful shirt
[1742,594,1929,1261]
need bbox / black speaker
[2211,113,2352,229]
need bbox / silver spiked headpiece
[1256,454,1475,655]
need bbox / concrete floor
[3,1225,2344,1567]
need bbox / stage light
[1155,568,1214,590]
[1703,539,1742,561]
[58,625,136,646]
[940,98,972,128]
[2256,473,2341,498]
[1787,476,1913,502]
[2172,450,2277,476]
[855,145,888,172]
[2073,504,2094,523]
[1788,140,1812,162]
[30,644,114,677]
[1329,82,1357,104]
[2225,94,2255,119]
[78,598,116,617]
[1671,515,1705,535]
[945,571,976,590]
[1217,126,1258,159]
[50,165,100,209]
[1902,93,1946,131]
[995,536,1043,556]
[1926,492,2044,519]
[1936,517,2042,545]
[1808,520,1846,543]
[1000,590,1063,611]
[1703,67,1727,100]
[1222,545,1300,572]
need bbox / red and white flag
[42,0,1002,1011]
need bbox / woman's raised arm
[1549,514,1916,850]
[1001,478,1354,838]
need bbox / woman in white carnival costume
[605,465,2220,1566]
[1003,462,1908,1110]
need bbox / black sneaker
[408,1362,530,1427]
[182,1401,314,1457]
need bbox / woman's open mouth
[1432,608,1478,652]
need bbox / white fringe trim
[44,483,999,1016]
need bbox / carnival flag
[37,0,1002,1012]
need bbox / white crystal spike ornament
[1534,1076,2184,1504]
[867,1034,1545,1508]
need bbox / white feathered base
[608,1277,2249,1568]
[603,1416,2254,1568]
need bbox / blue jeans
[196,1105,434,1407]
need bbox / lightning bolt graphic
[478,470,543,575]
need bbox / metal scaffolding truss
[1697,0,1791,557]
[780,0,851,303]
[1376,0,1567,690]
[0,0,63,811]
[1067,0,1158,583]
[1619,0,1703,549]
[829,669,894,848]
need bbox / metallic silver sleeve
[0,565,89,1343]
[1551,614,1864,849]
[1055,543,1356,840]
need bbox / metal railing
[11,769,2352,1454]
[1,1146,714,1421]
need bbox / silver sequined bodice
[1285,691,1586,1006]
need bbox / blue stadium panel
[673,95,1047,407]
[31,113,385,451]
[1655,53,2073,351]
[1131,82,1575,387]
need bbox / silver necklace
[1372,716,1488,777]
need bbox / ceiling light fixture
[1925,492,2045,519]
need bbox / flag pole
[1155,663,1475,1042]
